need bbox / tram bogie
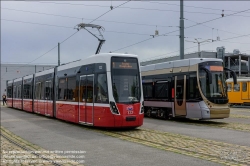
[6,53,144,128]
[144,107,172,119]
[141,58,237,120]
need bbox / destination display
[205,66,223,71]
[112,62,138,69]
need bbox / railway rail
[142,107,250,132]
[2,106,250,166]
[229,114,250,119]
[98,127,250,166]
[145,117,250,132]
[230,105,250,109]
[0,127,82,166]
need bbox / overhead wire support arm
[75,23,106,54]
[185,38,212,58]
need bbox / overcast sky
[1,1,250,65]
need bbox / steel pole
[180,0,185,59]
[58,43,60,66]
[198,43,201,58]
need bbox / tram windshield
[111,57,141,104]
[199,61,228,104]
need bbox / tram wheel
[146,109,151,117]
[163,110,169,120]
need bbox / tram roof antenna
[75,23,105,54]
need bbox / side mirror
[224,67,237,84]
[200,67,212,84]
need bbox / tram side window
[23,84,31,99]
[16,86,19,98]
[45,82,50,100]
[16,86,18,98]
[176,86,183,98]
[242,82,247,92]
[29,85,32,99]
[143,83,153,98]
[7,86,12,98]
[67,77,76,101]
[58,77,77,101]
[40,82,45,100]
[35,83,38,99]
[155,82,168,98]
[189,75,201,99]
[36,82,44,100]
[58,78,66,100]
[96,74,109,103]
[17,85,22,98]
[233,84,240,92]
[227,83,232,92]
[176,75,185,106]
[13,86,17,98]
[35,83,41,99]
[45,81,52,100]
[86,77,94,103]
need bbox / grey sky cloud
[1,1,250,65]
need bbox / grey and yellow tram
[141,58,236,119]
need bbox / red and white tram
[6,53,144,128]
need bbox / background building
[1,64,55,98]
[140,48,250,78]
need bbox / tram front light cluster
[110,101,120,115]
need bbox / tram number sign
[128,111,134,114]
[127,105,134,114]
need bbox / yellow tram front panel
[226,77,250,105]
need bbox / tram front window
[199,62,228,104]
[111,57,141,104]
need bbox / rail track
[2,106,250,166]
[0,127,82,166]
[230,105,250,109]
[97,127,250,166]
[145,117,250,132]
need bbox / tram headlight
[110,101,120,115]
[140,101,144,114]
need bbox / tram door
[45,81,52,116]
[79,75,94,125]
[241,82,250,100]
[174,75,187,116]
